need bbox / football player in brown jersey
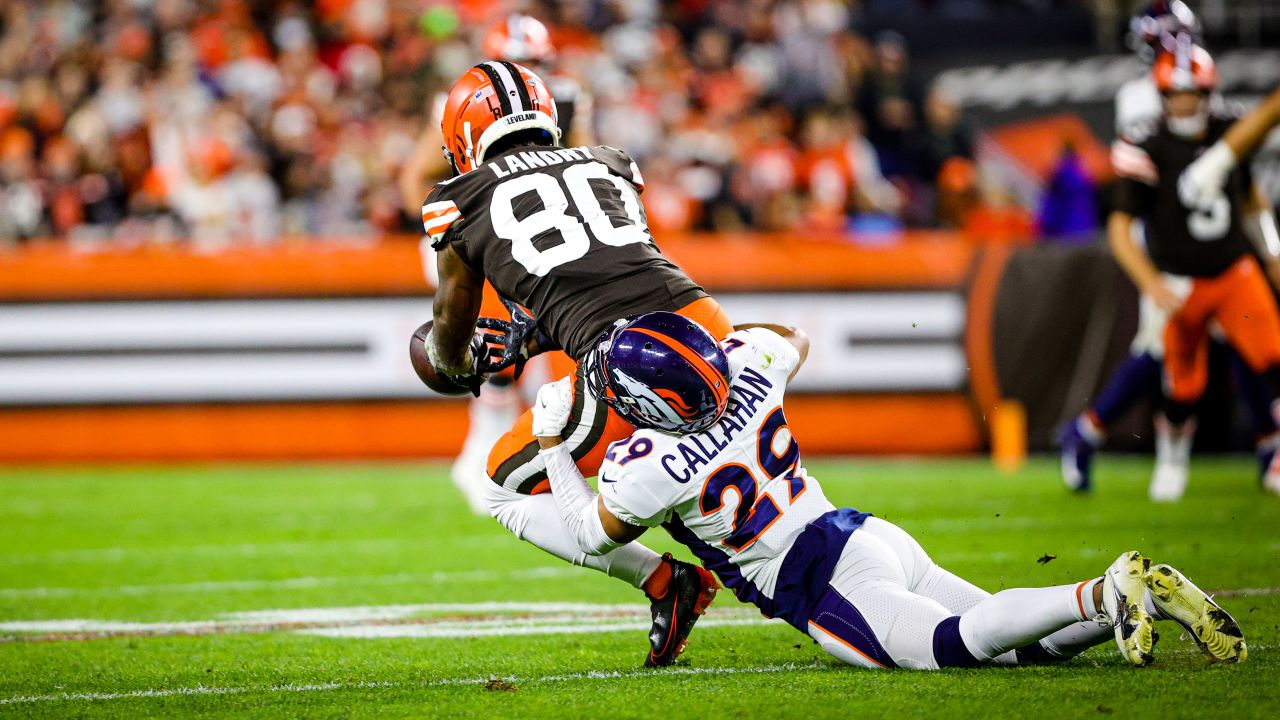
[1109,44,1280,500]
[413,61,733,666]
[397,13,594,517]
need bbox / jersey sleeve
[1111,136,1158,217]
[1111,138,1158,187]
[589,145,645,193]
[421,184,464,250]
[598,457,676,528]
[726,328,800,378]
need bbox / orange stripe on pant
[1163,256,1280,403]
[486,296,733,494]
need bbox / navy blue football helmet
[585,312,730,433]
[1129,1,1200,62]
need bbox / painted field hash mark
[0,602,777,643]
[0,662,833,706]
[0,565,584,599]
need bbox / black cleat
[644,553,719,667]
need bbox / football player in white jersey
[531,312,1246,669]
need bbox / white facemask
[1167,109,1208,138]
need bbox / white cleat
[450,451,494,516]
[1148,461,1188,502]
[1101,551,1158,666]
[1146,563,1247,664]
[451,383,522,516]
[1263,454,1280,497]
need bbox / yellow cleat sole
[1146,564,1247,664]
[1115,552,1157,667]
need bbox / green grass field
[1,456,1276,719]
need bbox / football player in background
[527,312,1246,669]
[410,61,730,666]
[1108,44,1280,500]
[397,13,593,515]
[1060,0,1280,495]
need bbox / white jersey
[598,329,869,625]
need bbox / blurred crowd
[0,0,1004,247]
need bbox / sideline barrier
[0,233,988,461]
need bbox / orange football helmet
[440,61,560,175]
[482,14,555,64]
[1153,44,1217,94]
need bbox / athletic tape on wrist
[425,328,475,376]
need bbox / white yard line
[0,566,580,599]
[0,602,773,642]
[1212,587,1280,598]
[226,601,654,622]
[0,662,829,706]
[0,535,516,566]
[301,617,777,639]
[3,642,1274,707]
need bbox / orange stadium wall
[0,233,1004,462]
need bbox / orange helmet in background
[1153,44,1217,94]
[440,61,560,175]
[482,14,555,64]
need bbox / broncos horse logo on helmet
[585,312,730,434]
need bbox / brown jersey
[1112,113,1254,277]
[421,145,706,359]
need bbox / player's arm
[428,244,485,374]
[532,379,648,554]
[398,128,449,216]
[732,324,809,381]
[1107,210,1180,313]
[1180,86,1280,209]
[567,90,595,147]
[1242,183,1280,291]
[1109,138,1181,311]
[1218,86,1280,160]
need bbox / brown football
[409,321,475,396]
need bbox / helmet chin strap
[442,147,460,177]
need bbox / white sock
[1155,415,1195,466]
[958,582,1093,662]
[471,383,522,443]
[482,482,662,588]
[1038,620,1112,659]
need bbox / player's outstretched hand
[531,377,574,439]
[475,316,520,372]
[475,300,556,379]
[1145,280,1184,315]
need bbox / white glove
[531,377,575,438]
[1178,140,1236,211]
